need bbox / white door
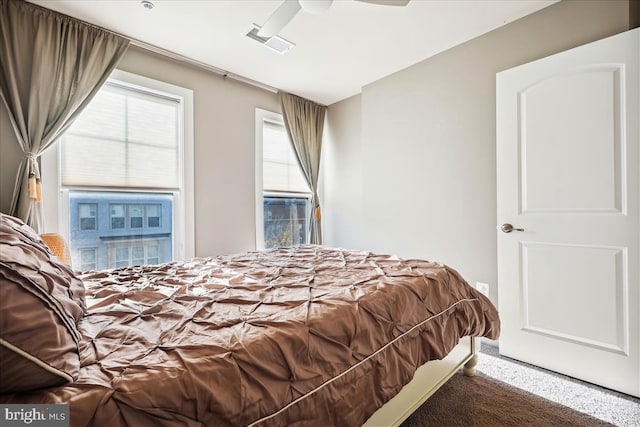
[497,28,639,397]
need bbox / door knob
[501,223,524,233]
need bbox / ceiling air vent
[246,24,295,55]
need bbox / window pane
[263,197,308,249]
[116,247,129,260]
[112,217,125,229]
[147,245,159,258]
[79,203,96,217]
[81,248,96,263]
[79,248,97,271]
[115,247,129,268]
[132,246,144,259]
[145,245,159,266]
[132,246,144,265]
[69,192,173,270]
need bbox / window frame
[263,191,311,249]
[42,69,195,263]
[255,108,311,250]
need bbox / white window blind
[61,82,180,189]
[262,121,309,193]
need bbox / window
[110,204,125,229]
[146,204,161,228]
[78,203,97,231]
[130,205,144,228]
[107,203,164,232]
[255,109,311,249]
[68,191,173,269]
[115,247,130,268]
[42,70,194,271]
[79,248,97,271]
[264,196,308,248]
[107,239,166,268]
[146,245,160,265]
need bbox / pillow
[0,213,86,392]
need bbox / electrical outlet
[476,282,489,296]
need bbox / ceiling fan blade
[299,0,333,14]
[258,1,302,38]
[355,0,410,6]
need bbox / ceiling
[29,0,556,105]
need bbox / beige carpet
[400,372,613,427]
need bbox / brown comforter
[2,245,500,426]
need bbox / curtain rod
[128,38,279,94]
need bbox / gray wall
[322,0,632,306]
[323,95,363,247]
[0,45,280,257]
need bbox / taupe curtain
[279,92,326,245]
[0,0,129,231]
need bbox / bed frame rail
[363,336,479,427]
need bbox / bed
[0,213,500,426]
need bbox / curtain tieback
[25,154,42,202]
[315,206,321,221]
